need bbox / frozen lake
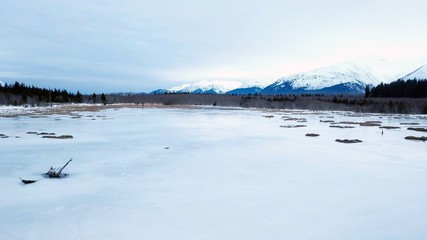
[1,106,427,240]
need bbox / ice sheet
[1,107,426,240]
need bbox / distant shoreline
[109,94,427,115]
[1,96,427,118]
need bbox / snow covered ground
[1,106,427,240]
[0,105,46,116]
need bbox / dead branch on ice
[44,158,72,178]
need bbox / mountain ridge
[262,57,427,95]
[402,65,427,80]
[152,57,427,95]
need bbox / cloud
[0,0,426,92]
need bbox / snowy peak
[168,80,243,94]
[402,65,427,80]
[263,61,378,94]
[262,57,427,94]
[0,81,4,87]
[152,57,427,95]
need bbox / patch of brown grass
[329,125,355,129]
[407,127,427,132]
[42,135,73,139]
[400,122,420,125]
[335,139,363,143]
[379,126,401,129]
[359,122,382,127]
[280,125,307,128]
[305,133,320,137]
[405,136,427,141]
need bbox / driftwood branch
[45,158,72,178]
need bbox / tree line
[366,79,427,98]
[0,81,107,105]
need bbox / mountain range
[152,57,427,95]
[167,80,243,94]
[153,80,267,95]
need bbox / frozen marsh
[1,105,427,240]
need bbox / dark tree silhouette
[0,81,81,105]
[370,79,427,98]
[100,93,107,105]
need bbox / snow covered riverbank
[1,107,426,240]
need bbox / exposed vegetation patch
[262,115,274,118]
[407,127,427,132]
[38,132,55,136]
[280,125,307,128]
[282,116,307,123]
[26,131,56,136]
[0,134,9,138]
[19,178,37,184]
[305,133,320,137]
[335,139,363,143]
[42,135,73,139]
[400,122,420,125]
[26,131,74,139]
[320,120,335,123]
[380,126,401,129]
[329,125,355,129]
[330,121,382,127]
[339,121,362,125]
[365,121,382,124]
[282,117,300,121]
[359,122,382,127]
[405,136,427,141]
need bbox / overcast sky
[1,0,427,93]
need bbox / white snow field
[1,106,427,240]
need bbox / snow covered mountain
[227,86,263,95]
[150,57,427,95]
[0,81,4,86]
[150,89,168,94]
[262,57,427,95]
[167,80,243,94]
[151,80,269,95]
[227,81,268,95]
[402,65,427,80]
